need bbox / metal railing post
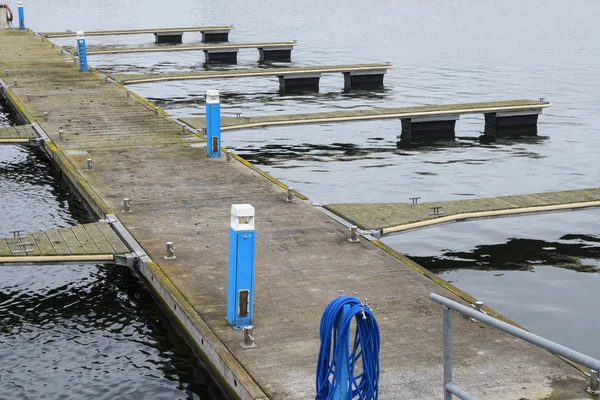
[443,305,453,400]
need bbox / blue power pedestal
[205,89,221,158]
[227,204,256,329]
[76,31,88,72]
[18,1,24,30]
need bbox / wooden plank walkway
[0,28,588,399]
[182,100,550,131]
[66,41,298,56]
[41,26,234,38]
[0,222,129,258]
[111,63,394,84]
[325,188,600,235]
[0,124,38,143]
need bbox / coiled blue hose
[315,296,380,400]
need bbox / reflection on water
[408,235,600,274]
[0,263,227,399]
[383,210,600,357]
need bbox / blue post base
[226,228,256,329]
[18,7,24,30]
[206,102,221,158]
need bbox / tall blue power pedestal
[18,1,24,30]
[205,89,221,158]
[227,204,256,329]
[76,31,88,72]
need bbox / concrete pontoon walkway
[326,188,600,235]
[181,100,550,131]
[0,29,589,399]
[110,63,394,84]
[41,26,235,38]
[66,41,298,56]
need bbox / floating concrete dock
[0,28,592,400]
[182,99,550,140]
[0,124,39,144]
[0,222,129,264]
[110,63,395,92]
[41,26,235,43]
[67,41,298,63]
[326,188,600,236]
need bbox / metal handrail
[429,292,600,399]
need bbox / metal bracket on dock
[114,253,138,267]
[30,123,49,142]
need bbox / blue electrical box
[18,2,24,30]
[205,90,221,158]
[76,31,88,72]
[227,204,256,329]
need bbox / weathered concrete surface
[41,26,234,38]
[0,29,593,399]
[64,42,298,56]
[326,188,600,234]
[110,63,394,84]
[182,99,550,132]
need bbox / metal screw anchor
[122,198,132,213]
[429,206,445,215]
[586,369,599,395]
[240,326,257,349]
[164,242,176,260]
[409,197,421,205]
[348,226,360,243]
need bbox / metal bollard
[587,370,600,395]
[154,107,159,117]
[27,93,31,102]
[122,198,132,213]
[13,79,17,87]
[286,187,294,202]
[58,130,64,141]
[126,90,130,99]
[104,76,109,84]
[5,70,8,77]
[475,301,484,312]
[164,242,176,260]
[348,226,360,243]
[240,326,257,349]
[181,125,186,134]
[86,158,94,171]
[43,112,48,121]
[226,151,232,163]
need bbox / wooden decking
[181,100,550,131]
[111,63,394,84]
[67,41,298,56]
[0,124,37,143]
[326,188,600,235]
[0,222,129,258]
[41,26,235,38]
